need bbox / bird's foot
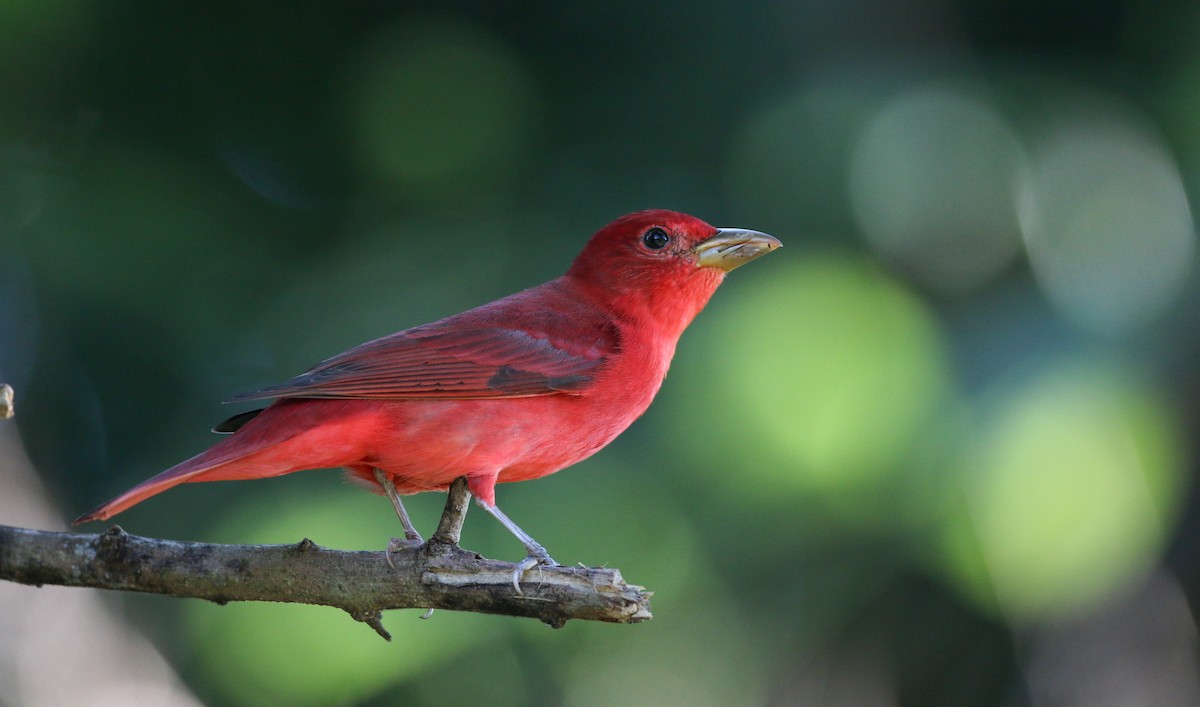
[384,533,424,569]
[512,545,557,594]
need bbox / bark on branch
[0,479,652,639]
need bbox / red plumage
[75,210,779,563]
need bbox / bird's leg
[475,498,558,593]
[374,469,423,568]
[375,469,422,541]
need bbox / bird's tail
[74,399,373,524]
[72,439,264,524]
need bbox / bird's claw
[511,548,557,594]
[384,534,423,569]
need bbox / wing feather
[229,296,618,402]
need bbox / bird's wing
[228,312,618,402]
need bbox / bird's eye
[642,227,670,250]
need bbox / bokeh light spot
[676,254,950,498]
[941,362,1187,621]
[849,86,1026,292]
[1018,106,1195,334]
[342,16,539,204]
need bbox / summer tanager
[75,209,780,577]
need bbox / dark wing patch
[212,408,265,433]
[486,365,593,394]
[229,323,615,402]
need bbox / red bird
[76,210,780,579]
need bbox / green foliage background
[2,2,1199,705]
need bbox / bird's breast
[355,327,679,485]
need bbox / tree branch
[0,478,652,640]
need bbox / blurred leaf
[341,15,539,207]
[940,360,1188,620]
[671,252,951,502]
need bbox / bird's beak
[695,228,782,271]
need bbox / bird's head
[566,209,781,332]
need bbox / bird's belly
[360,394,640,493]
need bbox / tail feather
[72,442,261,524]
[74,398,376,524]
